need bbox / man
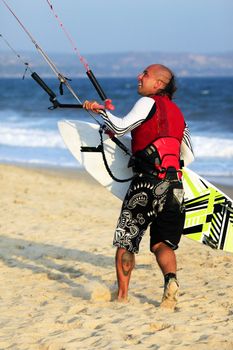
[84,64,194,308]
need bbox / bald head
[147,64,173,85]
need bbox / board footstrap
[81,145,102,152]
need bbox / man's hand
[83,100,105,113]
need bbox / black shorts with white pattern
[113,174,185,254]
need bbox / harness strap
[129,137,182,180]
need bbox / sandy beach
[0,163,233,350]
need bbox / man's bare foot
[117,296,129,303]
[160,277,179,310]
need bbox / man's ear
[158,80,165,89]
[154,79,163,90]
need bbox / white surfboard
[58,119,233,253]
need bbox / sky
[0,0,233,55]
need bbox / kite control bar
[31,72,83,109]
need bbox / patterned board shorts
[113,174,185,254]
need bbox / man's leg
[115,247,135,301]
[151,241,177,275]
[152,242,179,308]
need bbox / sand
[0,163,233,350]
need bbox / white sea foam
[192,136,233,158]
[0,125,65,148]
[1,124,232,159]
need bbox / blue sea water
[0,76,233,185]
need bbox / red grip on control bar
[104,98,115,110]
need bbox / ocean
[0,76,233,186]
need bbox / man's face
[137,66,159,96]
